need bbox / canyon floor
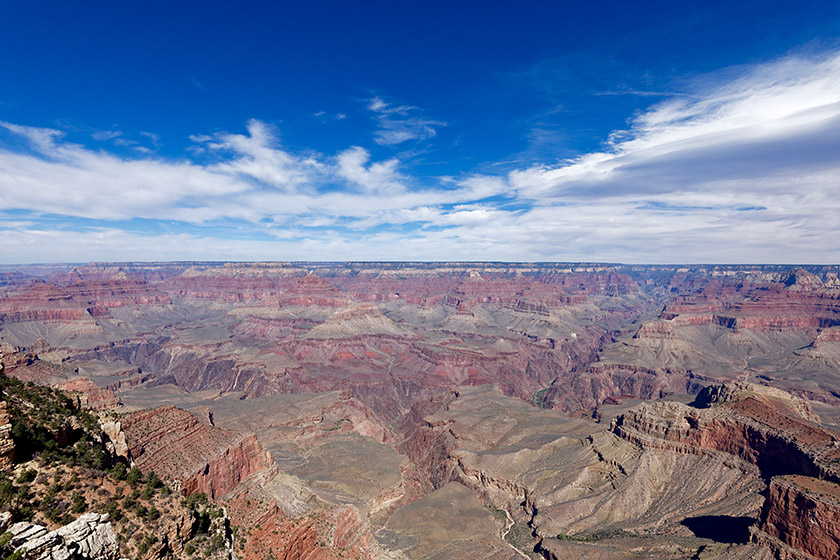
[1,262,840,559]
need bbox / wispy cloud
[313,111,347,122]
[139,131,161,146]
[91,130,122,141]
[504,49,840,261]
[0,118,506,231]
[1,49,839,263]
[366,96,446,146]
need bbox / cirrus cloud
[1,49,840,264]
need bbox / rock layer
[121,405,272,499]
[758,475,840,560]
[8,513,121,560]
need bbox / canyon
[1,262,840,559]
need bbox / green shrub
[15,470,36,484]
[125,467,142,487]
[70,491,87,514]
[111,462,127,480]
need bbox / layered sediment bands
[542,362,701,413]
[608,388,840,559]
[0,400,14,469]
[611,397,838,480]
[331,505,375,552]
[396,385,765,550]
[270,506,378,560]
[695,382,821,423]
[180,433,272,498]
[55,377,121,409]
[0,308,89,322]
[6,263,840,558]
[121,405,271,498]
[224,483,379,560]
[758,475,840,560]
[597,270,840,404]
[0,278,169,323]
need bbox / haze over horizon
[2,1,839,264]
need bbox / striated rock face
[543,362,701,414]
[99,419,130,462]
[0,400,14,469]
[180,433,271,498]
[611,387,840,560]
[611,395,838,481]
[8,513,121,560]
[694,382,820,423]
[55,377,121,409]
[121,405,272,499]
[757,475,840,560]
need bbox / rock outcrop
[99,419,130,463]
[756,475,840,560]
[611,393,838,481]
[121,405,272,499]
[0,400,14,469]
[611,385,840,560]
[55,377,121,410]
[7,513,122,560]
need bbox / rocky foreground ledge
[2,512,123,560]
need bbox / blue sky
[1,1,840,263]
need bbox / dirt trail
[501,508,532,560]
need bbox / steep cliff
[0,401,13,469]
[757,475,840,560]
[121,405,272,499]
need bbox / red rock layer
[542,362,701,414]
[611,396,839,480]
[658,273,840,333]
[55,377,121,409]
[225,484,377,560]
[121,405,271,499]
[758,475,840,560]
[0,277,169,330]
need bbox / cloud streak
[0,118,505,228]
[1,50,839,263]
[366,96,447,146]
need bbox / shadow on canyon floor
[681,515,754,544]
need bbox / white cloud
[0,119,509,236]
[511,51,840,201]
[204,119,322,192]
[366,96,446,146]
[502,49,840,262]
[91,130,122,141]
[336,146,405,194]
[1,49,839,264]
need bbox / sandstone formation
[756,475,840,560]
[120,405,272,499]
[0,400,14,469]
[7,513,122,560]
[56,377,121,409]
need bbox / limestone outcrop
[7,513,122,560]
[0,400,14,469]
[610,393,838,480]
